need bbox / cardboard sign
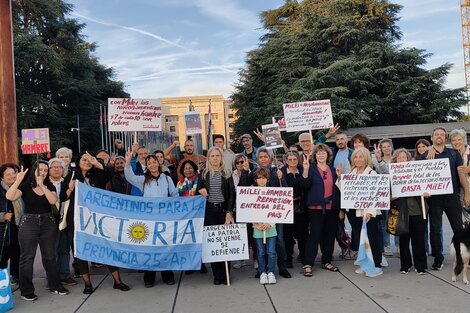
[272,116,286,131]
[202,224,249,263]
[108,98,162,131]
[236,186,294,224]
[262,123,283,149]
[389,159,453,197]
[21,128,50,154]
[283,99,334,132]
[340,174,390,210]
[184,112,202,135]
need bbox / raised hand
[15,166,28,183]
[131,142,139,155]
[373,144,382,161]
[125,149,133,165]
[68,171,76,191]
[302,154,310,168]
[242,156,250,171]
[326,123,340,138]
[253,128,266,143]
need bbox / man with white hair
[48,158,77,286]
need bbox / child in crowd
[252,168,277,284]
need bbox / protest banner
[21,128,50,154]
[262,123,283,149]
[272,116,286,131]
[389,159,453,197]
[108,98,162,131]
[340,174,390,210]
[74,182,206,271]
[0,267,13,312]
[236,186,294,224]
[283,99,334,132]
[202,224,249,263]
[184,112,202,135]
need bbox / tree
[12,0,129,156]
[232,0,465,139]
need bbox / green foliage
[12,0,129,154]
[232,0,465,140]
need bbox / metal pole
[77,115,81,153]
[100,103,104,149]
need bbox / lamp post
[71,115,81,153]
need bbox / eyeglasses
[235,160,244,165]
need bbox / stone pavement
[10,219,470,313]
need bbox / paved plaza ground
[10,219,470,313]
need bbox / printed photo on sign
[389,159,453,197]
[21,128,50,154]
[272,116,286,131]
[340,174,390,210]
[108,98,162,131]
[283,99,334,132]
[236,186,294,224]
[202,224,249,263]
[184,112,203,135]
[262,123,283,149]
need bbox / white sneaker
[354,259,360,266]
[355,268,364,274]
[384,246,394,256]
[381,256,389,267]
[366,268,383,278]
[259,272,268,284]
[267,272,277,284]
[254,260,259,269]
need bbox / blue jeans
[56,229,74,279]
[18,213,62,296]
[256,236,276,274]
[275,224,287,270]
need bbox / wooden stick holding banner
[421,195,427,220]
[263,229,266,244]
[225,261,231,286]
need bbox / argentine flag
[356,219,376,275]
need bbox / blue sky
[68,0,464,99]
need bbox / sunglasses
[235,160,244,165]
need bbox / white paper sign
[202,224,249,263]
[389,159,453,197]
[108,98,162,131]
[340,174,390,210]
[262,123,283,149]
[236,186,294,224]
[283,99,334,132]
[184,112,202,135]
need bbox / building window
[169,126,176,132]
[230,133,235,140]
[165,115,179,123]
[228,113,234,119]
[229,123,235,128]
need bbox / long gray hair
[203,147,231,179]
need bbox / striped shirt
[208,171,225,203]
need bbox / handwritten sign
[202,224,249,263]
[389,159,453,197]
[108,98,162,131]
[283,99,334,132]
[340,174,390,210]
[21,128,50,154]
[262,123,283,149]
[272,116,286,131]
[236,187,294,224]
[184,112,202,135]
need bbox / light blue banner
[74,182,206,271]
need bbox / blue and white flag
[357,219,376,275]
[74,182,206,271]
[0,267,13,312]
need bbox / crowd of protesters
[1,125,470,302]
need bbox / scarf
[1,180,24,226]
[177,175,199,196]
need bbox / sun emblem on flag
[364,242,370,250]
[127,222,149,244]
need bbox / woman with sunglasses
[302,144,341,277]
[281,151,308,267]
[125,151,179,287]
